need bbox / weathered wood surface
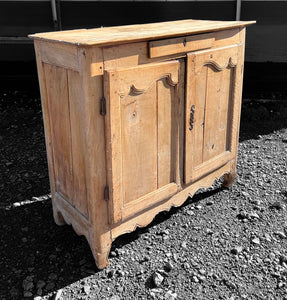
[103,28,241,71]
[33,20,252,269]
[37,40,79,71]
[29,19,255,46]
[104,60,181,223]
[184,44,240,183]
[149,32,215,58]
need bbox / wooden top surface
[29,19,255,47]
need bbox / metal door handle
[189,105,195,130]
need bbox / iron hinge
[100,96,106,116]
[104,185,109,201]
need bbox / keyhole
[183,39,187,47]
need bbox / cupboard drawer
[149,33,215,58]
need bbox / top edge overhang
[29,19,256,47]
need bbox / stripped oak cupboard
[30,19,255,269]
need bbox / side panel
[42,63,88,218]
[43,63,73,201]
[67,69,88,217]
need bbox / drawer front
[149,33,215,58]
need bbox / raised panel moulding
[204,57,237,71]
[129,73,178,96]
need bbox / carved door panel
[184,44,243,184]
[104,60,183,224]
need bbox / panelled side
[67,69,89,218]
[43,63,74,202]
[38,42,89,218]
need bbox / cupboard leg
[53,207,66,226]
[223,160,236,188]
[92,249,110,269]
[89,231,112,269]
[223,172,236,188]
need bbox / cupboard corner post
[223,27,246,187]
[78,46,113,268]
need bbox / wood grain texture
[122,84,158,204]
[77,47,112,269]
[43,63,73,201]
[67,69,88,218]
[29,19,255,47]
[105,60,181,223]
[185,44,240,184]
[203,65,224,162]
[157,79,174,188]
[38,40,79,71]
[103,28,240,71]
[34,40,59,224]
[53,192,90,237]
[223,28,246,187]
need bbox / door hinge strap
[100,96,106,116]
[104,185,109,201]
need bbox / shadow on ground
[1,201,100,299]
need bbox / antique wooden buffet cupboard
[30,19,255,268]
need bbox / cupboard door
[185,44,243,184]
[104,60,183,223]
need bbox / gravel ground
[0,89,287,300]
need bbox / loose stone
[153,272,164,287]
[181,241,188,250]
[164,262,174,272]
[37,280,46,289]
[22,280,33,291]
[251,238,260,245]
[24,291,33,298]
[274,231,286,239]
[36,288,42,296]
[270,202,284,210]
[165,290,177,299]
[231,246,243,255]
[83,285,90,295]
[110,295,121,300]
[45,282,55,291]
[48,273,57,280]
[54,289,63,300]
